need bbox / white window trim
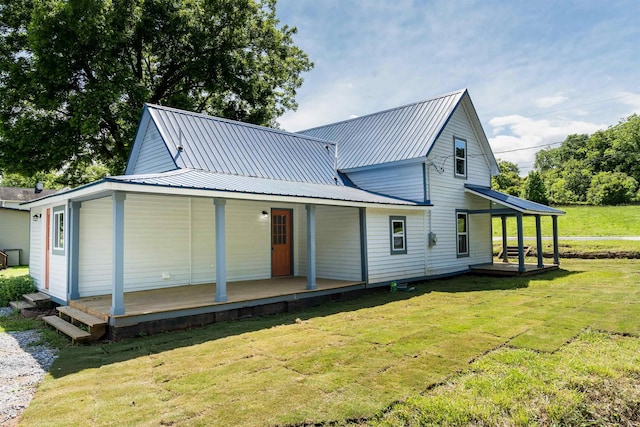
[454,137,467,178]
[52,205,65,255]
[456,211,469,257]
[390,216,407,255]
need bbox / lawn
[14,258,639,426]
[0,265,29,278]
[492,204,640,237]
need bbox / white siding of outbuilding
[424,103,493,276]
[346,163,425,202]
[0,208,30,265]
[130,119,176,175]
[366,208,426,284]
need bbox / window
[390,216,407,255]
[52,205,65,255]
[454,137,467,178]
[456,212,469,257]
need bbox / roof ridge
[298,89,466,133]
[145,103,338,147]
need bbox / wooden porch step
[9,300,37,311]
[56,306,107,341]
[498,245,533,259]
[23,292,52,308]
[43,315,92,343]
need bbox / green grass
[492,205,640,237]
[0,265,29,278]
[18,259,640,426]
[370,330,640,426]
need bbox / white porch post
[110,192,126,316]
[67,201,81,300]
[516,213,525,273]
[214,198,227,302]
[552,215,560,265]
[535,215,544,268]
[306,204,317,290]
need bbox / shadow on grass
[36,268,575,379]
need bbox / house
[23,89,564,339]
[0,187,58,266]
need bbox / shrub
[586,172,638,205]
[0,275,35,307]
[521,171,549,205]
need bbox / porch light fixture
[32,213,42,222]
[261,210,269,218]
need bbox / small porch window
[456,212,468,257]
[52,205,65,255]
[390,216,407,255]
[454,137,467,178]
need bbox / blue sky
[275,0,640,174]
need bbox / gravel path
[0,308,58,426]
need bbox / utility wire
[493,141,563,154]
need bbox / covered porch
[465,184,565,274]
[70,276,365,329]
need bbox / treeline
[493,114,640,205]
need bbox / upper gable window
[454,137,467,178]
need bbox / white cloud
[534,93,568,108]
[489,115,607,175]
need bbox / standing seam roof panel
[298,90,465,170]
[145,104,341,185]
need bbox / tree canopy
[534,114,640,205]
[0,0,312,186]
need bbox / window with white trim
[456,212,468,256]
[454,137,467,178]
[52,205,65,255]
[390,216,407,255]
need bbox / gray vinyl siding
[78,198,113,297]
[0,209,29,265]
[315,206,361,281]
[346,162,425,202]
[131,120,176,175]
[425,104,493,276]
[366,208,426,284]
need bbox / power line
[493,141,563,154]
[522,93,637,118]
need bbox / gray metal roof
[465,185,565,215]
[298,90,466,170]
[145,104,343,185]
[107,169,421,206]
[0,186,59,202]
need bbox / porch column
[516,213,525,273]
[501,215,508,263]
[110,192,126,316]
[359,207,369,284]
[67,201,81,300]
[214,198,227,302]
[535,215,544,268]
[552,215,560,265]
[306,204,317,290]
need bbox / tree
[586,172,638,205]
[521,171,549,205]
[0,0,312,183]
[492,159,523,196]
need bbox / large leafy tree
[492,159,523,196]
[0,0,312,184]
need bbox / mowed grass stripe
[18,259,640,426]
